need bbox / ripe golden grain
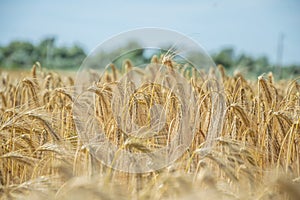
[0,60,299,200]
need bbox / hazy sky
[1,0,299,65]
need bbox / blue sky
[0,0,299,65]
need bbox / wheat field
[0,57,299,200]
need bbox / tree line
[0,37,86,69]
[211,48,300,79]
[0,37,299,79]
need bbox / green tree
[212,48,235,68]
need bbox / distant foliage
[212,47,300,79]
[0,37,86,69]
[0,39,299,79]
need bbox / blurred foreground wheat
[0,59,299,200]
